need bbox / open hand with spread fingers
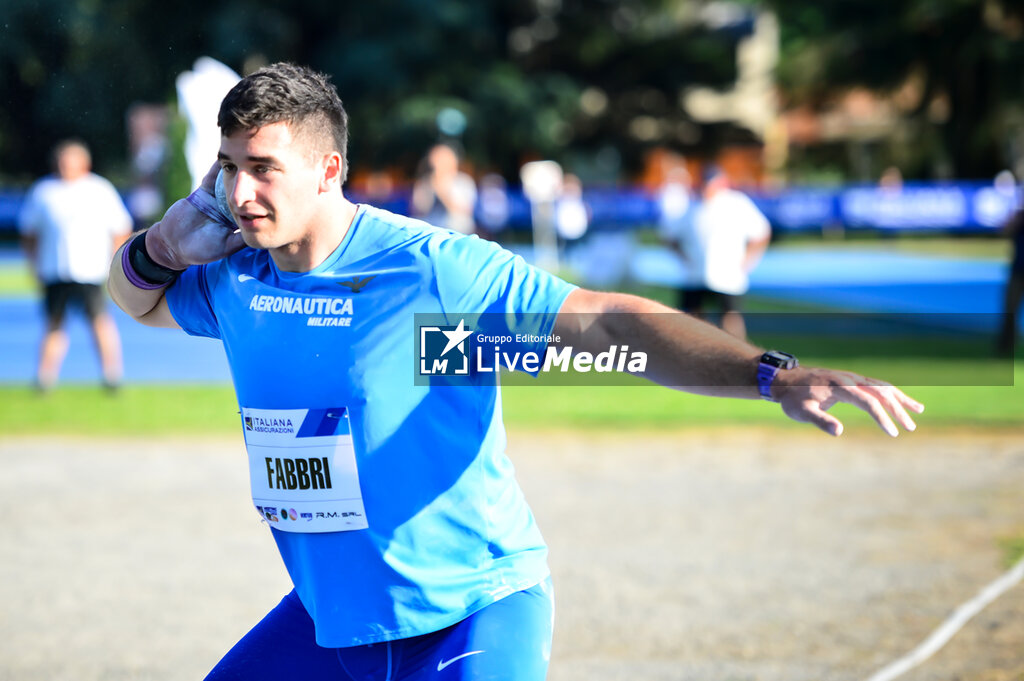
[773,366,925,437]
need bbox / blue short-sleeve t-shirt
[165,205,575,647]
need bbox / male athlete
[109,63,922,680]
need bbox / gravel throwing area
[1,429,1021,681]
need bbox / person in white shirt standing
[685,169,771,341]
[19,139,132,391]
[411,143,477,235]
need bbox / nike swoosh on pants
[436,650,485,671]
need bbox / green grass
[0,234,1019,435]
[772,233,1011,261]
[0,385,241,436]
[633,227,1011,260]
[501,366,1024,430]
[0,261,35,297]
[999,530,1024,569]
[1,360,1020,436]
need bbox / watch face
[761,351,798,369]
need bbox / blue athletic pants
[204,579,554,680]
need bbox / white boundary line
[863,554,1024,681]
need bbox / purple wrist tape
[121,236,169,290]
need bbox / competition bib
[241,406,368,533]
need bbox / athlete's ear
[320,152,343,193]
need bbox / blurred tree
[509,0,742,178]
[0,0,748,185]
[767,0,1024,180]
[257,0,744,180]
[1,0,218,180]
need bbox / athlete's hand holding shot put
[110,163,244,325]
[145,165,246,271]
[108,62,923,681]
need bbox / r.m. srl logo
[419,319,473,376]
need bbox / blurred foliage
[3,0,1021,185]
[0,0,742,184]
[766,0,1024,179]
[163,112,192,204]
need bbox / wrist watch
[756,350,798,402]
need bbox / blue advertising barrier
[0,182,1018,235]
[755,183,1020,232]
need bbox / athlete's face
[217,121,330,252]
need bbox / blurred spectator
[520,159,563,272]
[126,103,170,229]
[657,166,702,305]
[411,143,477,234]
[879,165,903,192]
[176,57,241,191]
[997,206,1024,356]
[555,173,589,242]
[657,166,695,229]
[476,172,510,238]
[18,140,132,391]
[683,169,771,340]
[362,170,395,202]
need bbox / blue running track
[0,247,1016,385]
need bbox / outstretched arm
[108,164,244,328]
[553,288,923,437]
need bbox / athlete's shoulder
[353,203,499,260]
[356,204,453,243]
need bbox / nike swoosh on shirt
[237,274,256,283]
[436,650,485,672]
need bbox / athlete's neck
[269,197,358,273]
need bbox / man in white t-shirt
[19,139,133,390]
[684,170,771,340]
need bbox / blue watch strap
[757,361,780,401]
[757,351,798,401]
